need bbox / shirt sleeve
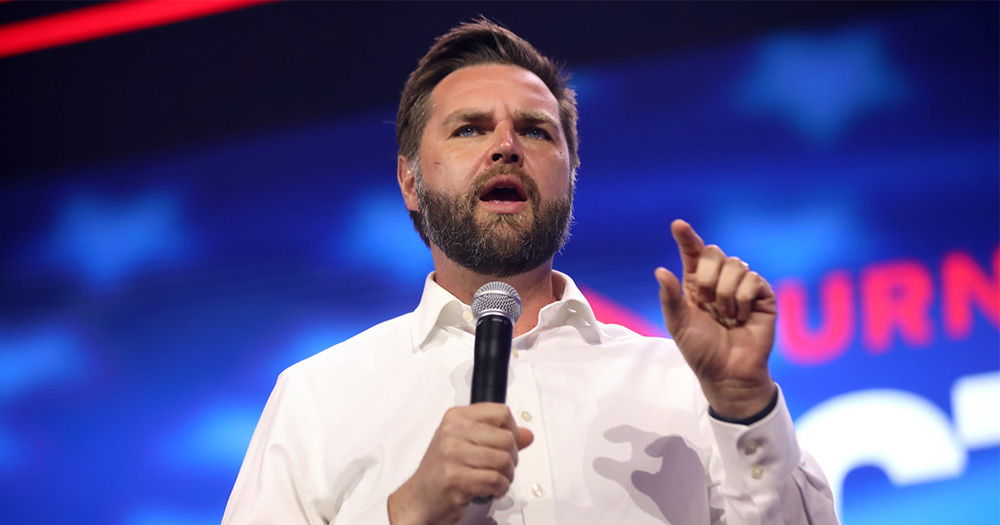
[222,367,398,525]
[222,371,332,525]
[705,385,841,525]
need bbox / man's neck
[430,249,561,337]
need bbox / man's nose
[489,124,522,165]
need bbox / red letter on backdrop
[862,260,935,352]
[942,247,1000,339]
[775,271,854,365]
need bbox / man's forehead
[428,64,559,120]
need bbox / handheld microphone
[470,281,522,405]
[469,281,522,505]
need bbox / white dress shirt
[223,272,838,524]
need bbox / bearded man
[223,18,839,525]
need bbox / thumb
[516,427,535,450]
[655,267,687,336]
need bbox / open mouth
[478,177,528,202]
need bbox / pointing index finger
[671,219,705,276]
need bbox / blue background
[0,2,996,523]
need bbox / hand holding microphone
[387,282,533,523]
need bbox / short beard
[411,164,573,278]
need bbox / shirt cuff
[708,385,779,425]
[707,384,802,495]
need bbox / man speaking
[223,18,839,525]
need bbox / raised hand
[655,219,777,420]
[388,404,534,525]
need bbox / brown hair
[396,17,579,172]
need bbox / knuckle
[439,439,462,459]
[737,272,764,299]
[487,447,513,471]
[492,449,514,470]
[503,455,516,475]
[488,470,511,493]
[441,412,472,434]
[488,469,506,484]
[448,490,468,508]
[442,462,461,484]
[441,407,463,427]
[705,244,725,258]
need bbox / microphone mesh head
[471,281,522,323]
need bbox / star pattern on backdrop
[44,190,192,290]
[738,28,907,145]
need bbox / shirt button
[743,440,759,454]
[751,465,764,479]
[530,483,544,497]
[520,410,533,423]
[463,310,473,322]
[511,349,520,359]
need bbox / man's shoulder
[598,320,677,348]
[588,320,690,367]
[280,312,415,379]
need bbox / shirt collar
[410,272,472,350]
[409,270,608,351]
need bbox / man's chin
[476,209,532,229]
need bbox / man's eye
[523,127,551,140]
[453,125,479,138]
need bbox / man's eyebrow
[441,110,493,127]
[515,110,558,126]
[440,109,558,128]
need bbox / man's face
[405,64,574,277]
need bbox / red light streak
[0,0,274,59]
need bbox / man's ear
[397,155,420,212]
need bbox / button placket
[504,359,554,512]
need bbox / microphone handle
[471,315,513,404]
[470,314,513,504]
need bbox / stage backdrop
[0,2,996,524]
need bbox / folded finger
[692,244,726,302]
[716,256,749,319]
[465,445,516,481]
[735,270,772,322]
[467,468,512,500]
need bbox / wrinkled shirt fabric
[223,272,839,524]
